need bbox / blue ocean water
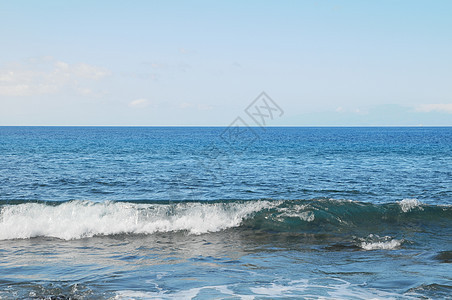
[0,126,451,299]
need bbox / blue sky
[0,0,451,125]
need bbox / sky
[0,0,451,126]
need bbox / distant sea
[0,127,451,299]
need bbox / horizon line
[0,125,451,128]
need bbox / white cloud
[0,58,111,97]
[129,98,150,108]
[0,83,58,97]
[73,63,110,80]
[415,103,452,114]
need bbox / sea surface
[0,126,451,299]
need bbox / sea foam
[398,198,423,213]
[358,234,403,250]
[0,200,275,240]
[116,278,409,299]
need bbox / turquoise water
[0,127,451,299]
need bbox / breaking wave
[0,199,450,240]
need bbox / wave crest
[0,200,275,240]
[0,199,450,240]
[398,198,423,212]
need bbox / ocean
[0,126,451,299]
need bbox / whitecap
[358,234,403,250]
[0,200,276,240]
[398,198,423,213]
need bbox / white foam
[0,200,275,240]
[398,198,423,213]
[115,285,242,300]
[359,234,402,250]
[360,239,402,250]
[301,211,315,222]
[115,278,412,299]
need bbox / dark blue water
[0,127,451,299]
